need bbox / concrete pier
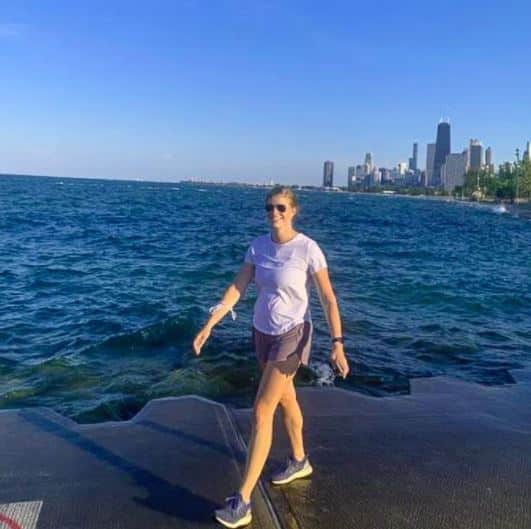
[1,369,530,528]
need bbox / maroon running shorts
[252,321,312,366]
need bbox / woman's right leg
[259,359,305,462]
[238,361,297,503]
[278,378,306,461]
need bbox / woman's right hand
[192,326,211,356]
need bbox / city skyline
[3,115,528,188]
[327,118,531,192]
[1,2,531,185]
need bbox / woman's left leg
[238,361,297,503]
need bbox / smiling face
[265,192,297,230]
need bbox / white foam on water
[310,361,336,386]
[492,204,508,214]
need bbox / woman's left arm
[312,268,350,379]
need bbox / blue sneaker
[271,455,313,485]
[214,492,252,528]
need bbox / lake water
[1,174,530,422]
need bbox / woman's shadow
[20,408,242,524]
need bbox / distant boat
[492,203,508,214]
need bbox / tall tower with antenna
[433,118,451,187]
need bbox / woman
[192,186,349,528]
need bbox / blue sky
[1,1,530,185]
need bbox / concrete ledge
[232,370,531,529]
[0,397,276,529]
[1,371,530,528]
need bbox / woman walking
[192,186,349,528]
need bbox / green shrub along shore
[353,158,531,207]
[454,158,531,203]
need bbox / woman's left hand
[330,343,350,379]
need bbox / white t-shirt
[244,232,327,335]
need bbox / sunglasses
[265,204,287,213]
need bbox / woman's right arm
[192,262,255,355]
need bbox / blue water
[1,174,530,422]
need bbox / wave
[95,315,197,353]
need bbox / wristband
[332,336,344,344]
[208,303,237,321]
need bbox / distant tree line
[454,159,531,202]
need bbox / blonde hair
[265,186,299,209]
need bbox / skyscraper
[468,139,483,171]
[364,152,373,172]
[433,121,451,187]
[409,142,418,171]
[485,146,494,172]
[347,166,356,190]
[485,146,492,166]
[323,161,334,187]
[426,143,436,186]
[441,151,467,191]
[523,141,531,162]
[372,167,381,186]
